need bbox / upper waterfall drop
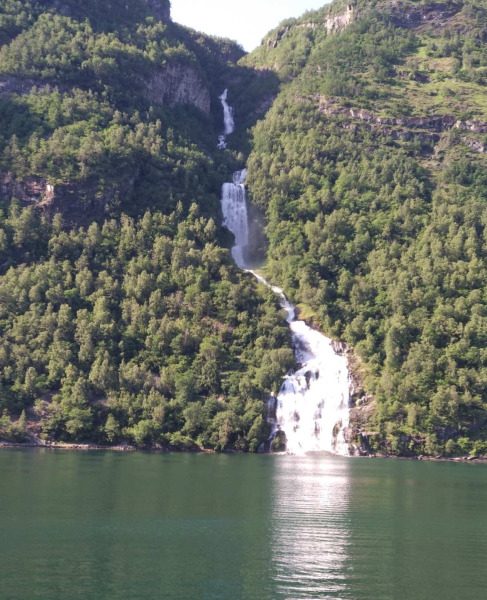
[218,91,351,456]
[217,89,235,149]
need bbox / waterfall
[219,93,351,456]
[221,169,248,268]
[217,89,235,149]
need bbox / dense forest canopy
[244,0,487,456]
[0,0,290,450]
[0,0,486,456]
[0,205,293,450]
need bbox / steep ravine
[219,90,353,456]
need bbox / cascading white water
[217,89,235,149]
[219,92,351,456]
[221,170,248,268]
[272,301,351,456]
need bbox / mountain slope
[244,0,487,456]
[0,1,291,450]
[1,0,485,457]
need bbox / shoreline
[1,441,486,463]
[0,440,209,453]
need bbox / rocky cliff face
[0,173,134,225]
[265,4,355,49]
[264,1,468,52]
[387,1,463,30]
[145,64,211,114]
[0,174,54,205]
[324,4,355,33]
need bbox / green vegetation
[1,0,486,456]
[0,0,290,450]
[0,85,221,218]
[0,205,293,450]
[245,0,487,119]
[0,0,257,218]
[245,0,487,456]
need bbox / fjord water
[1,450,487,600]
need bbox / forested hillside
[1,0,486,457]
[0,0,290,450]
[0,206,293,449]
[244,0,487,456]
[0,0,243,220]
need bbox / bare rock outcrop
[264,0,466,51]
[328,337,377,456]
[0,65,211,115]
[265,4,355,49]
[324,4,355,33]
[316,97,487,152]
[0,174,54,205]
[145,64,211,114]
[387,1,463,30]
[347,396,378,455]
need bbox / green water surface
[0,450,486,600]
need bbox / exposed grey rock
[0,64,211,114]
[463,138,486,153]
[387,1,463,30]
[0,172,134,225]
[265,4,355,48]
[0,75,58,96]
[145,64,211,114]
[324,4,355,34]
[316,97,487,153]
[0,174,55,205]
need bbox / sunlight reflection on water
[271,455,351,599]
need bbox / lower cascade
[220,168,351,456]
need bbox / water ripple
[271,456,351,599]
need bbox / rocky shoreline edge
[1,440,486,463]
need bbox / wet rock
[331,340,347,355]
